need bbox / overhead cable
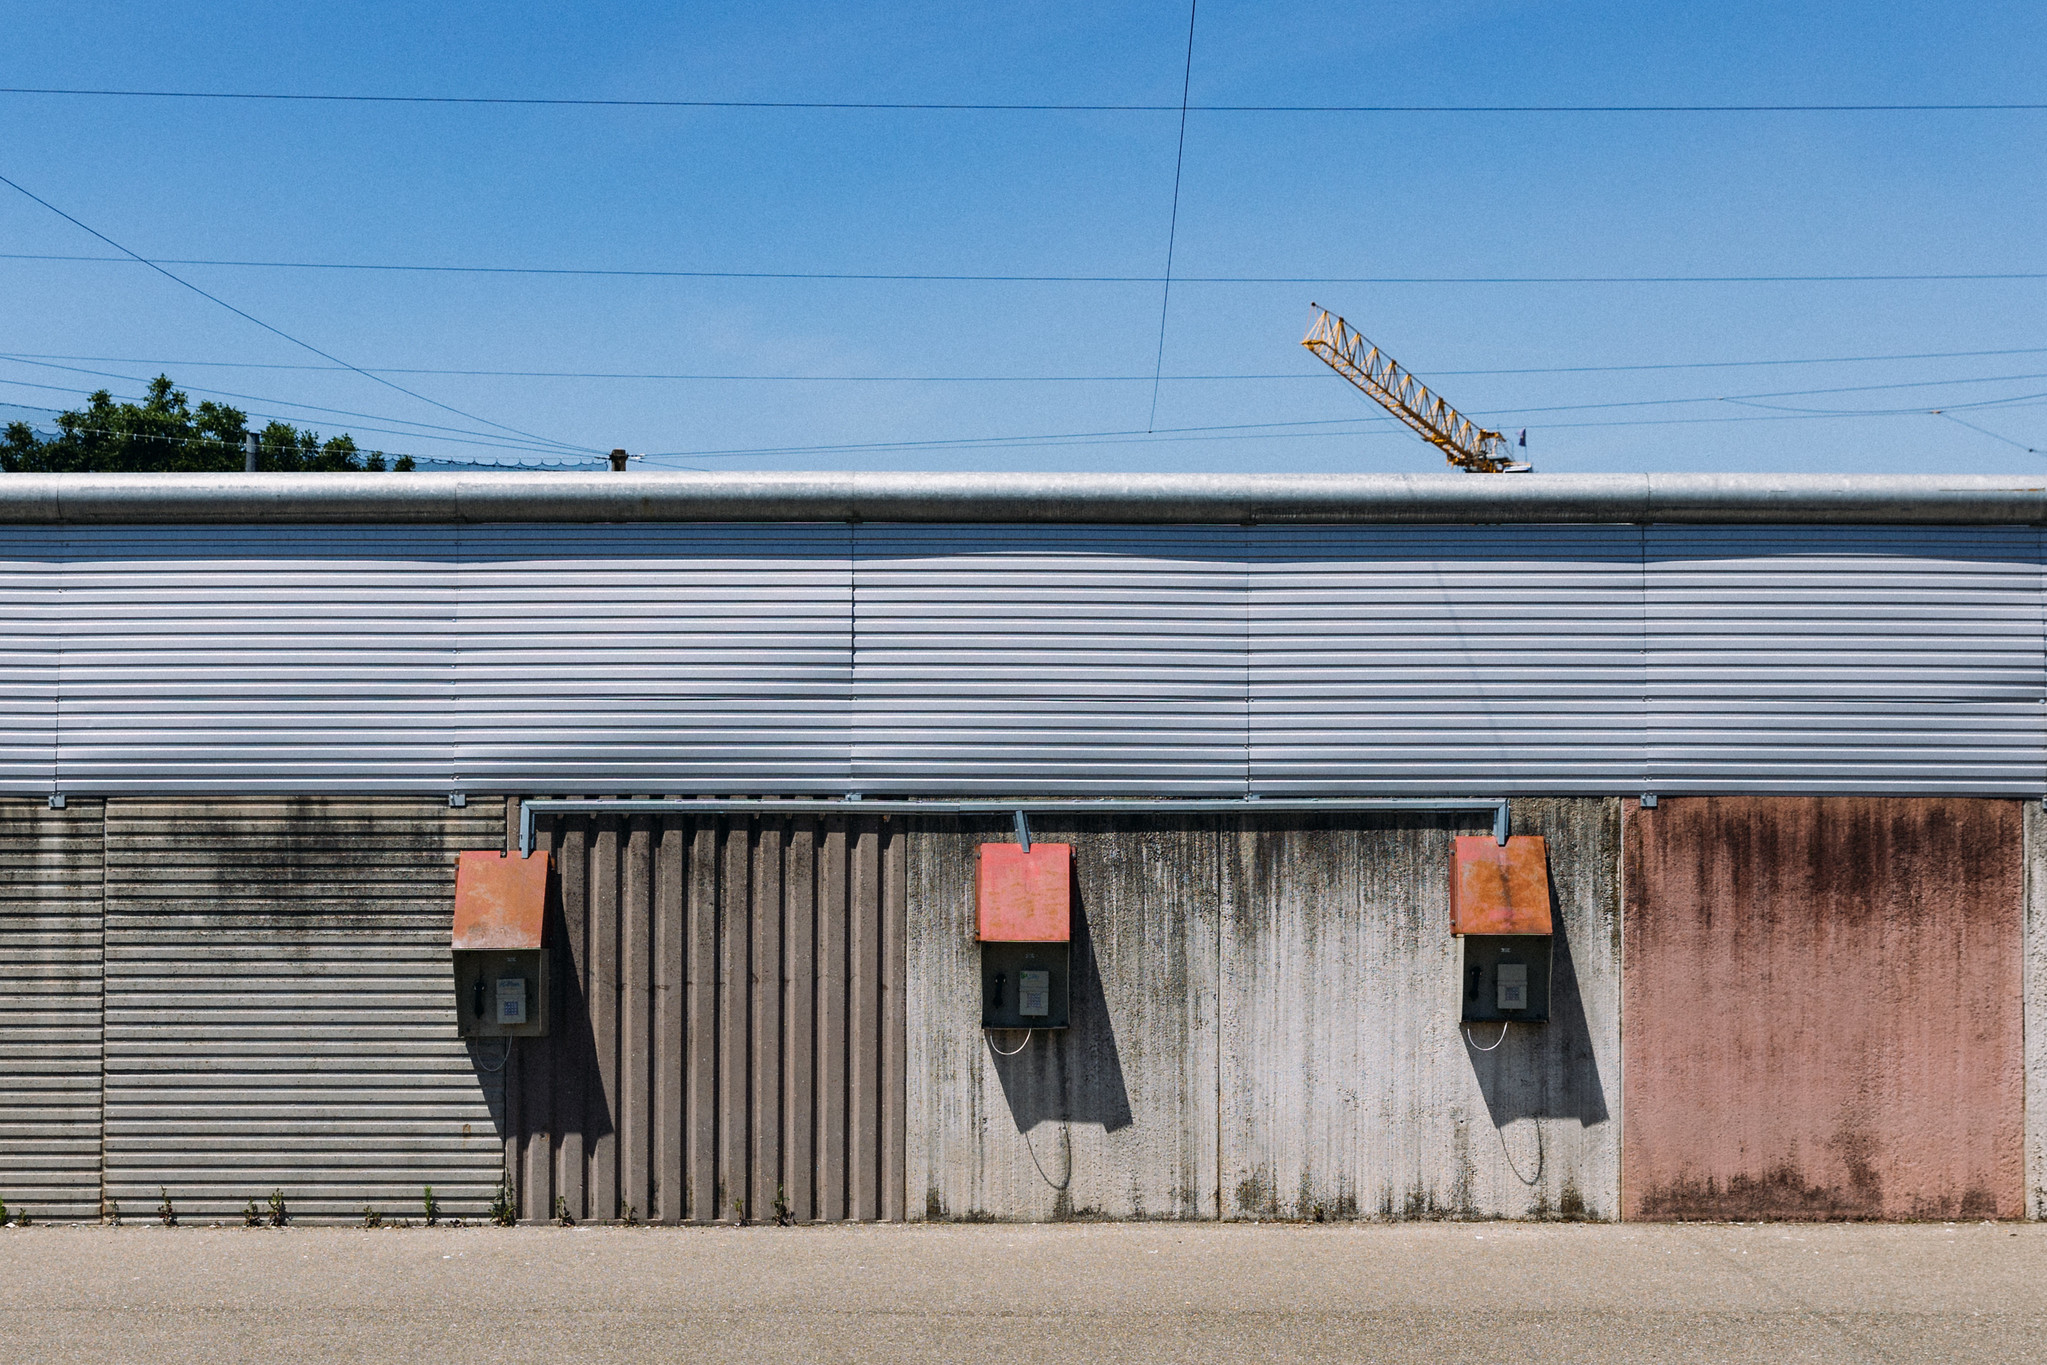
[7,346,2047,382]
[1147,0,1199,431]
[0,172,595,456]
[7,251,2040,284]
[1,87,2041,113]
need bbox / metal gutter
[516,795,1514,857]
[4,471,2046,525]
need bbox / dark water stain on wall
[1623,796,2023,1221]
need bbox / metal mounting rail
[517,795,1512,857]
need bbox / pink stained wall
[1623,796,2023,1220]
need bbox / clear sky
[2,1,2043,475]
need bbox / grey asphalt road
[1,1220,2040,1363]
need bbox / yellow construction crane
[1302,305,1530,473]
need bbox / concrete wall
[906,800,1622,1220]
[1623,797,2024,1220]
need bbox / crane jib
[1301,307,1526,473]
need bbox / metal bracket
[47,793,65,810]
[448,792,467,809]
[1013,809,1031,851]
[1640,793,1659,809]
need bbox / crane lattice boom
[1301,307,1528,473]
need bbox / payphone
[1451,835,1552,1025]
[452,849,551,1038]
[978,840,1071,1030]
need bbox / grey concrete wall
[905,799,1621,1221]
[906,816,1220,1220]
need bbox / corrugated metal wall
[0,530,59,794]
[514,807,905,1223]
[100,798,509,1221]
[4,522,2044,795]
[1647,528,2045,793]
[456,526,852,791]
[854,526,1247,792]
[0,798,103,1220]
[1251,527,1645,794]
[58,529,460,793]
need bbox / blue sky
[2,1,2043,474]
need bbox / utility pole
[608,448,630,472]
[244,432,258,473]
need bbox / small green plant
[773,1185,793,1227]
[422,1185,440,1227]
[361,1206,383,1229]
[241,1199,262,1228]
[487,1178,515,1227]
[732,1196,746,1225]
[266,1188,288,1227]
[619,1200,639,1226]
[0,1195,9,1226]
[553,1194,575,1227]
[157,1187,178,1228]
[11,1207,29,1228]
[102,1197,121,1226]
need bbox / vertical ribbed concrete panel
[0,530,60,794]
[853,526,1248,793]
[1646,527,2045,792]
[1219,799,1619,1220]
[455,525,853,792]
[517,809,904,1223]
[1624,797,2023,1219]
[56,527,459,793]
[1250,526,1645,795]
[907,816,1221,1220]
[101,798,507,1221]
[0,799,103,1221]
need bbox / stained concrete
[905,800,1621,1221]
[907,815,1220,1220]
[1623,797,2024,1221]
[1220,799,1620,1220]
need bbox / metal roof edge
[2,470,2044,525]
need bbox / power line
[0,172,595,456]
[1148,0,1198,431]
[1,87,2041,113]
[0,375,585,456]
[1933,411,2042,455]
[7,345,2047,382]
[7,251,2040,284]
[0,355,591,453]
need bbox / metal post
[243,433,258,473]
[609,448,629,472]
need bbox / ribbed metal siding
[1251,526,1646,793]
[455,525,852,792]
[0,798,103,1221]
[854,526,1248,792]
[59,528,458,793]
[1648,527,2045,793]
[101,798,507,1222]
[0,531,60,794]
[516,807,905,1222]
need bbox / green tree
[1,375,413,473]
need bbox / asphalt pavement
[2,1220,2040,1363]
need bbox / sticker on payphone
[497,976,528,1026]
[1018,970,1050,1018]
[1496,963,1528,1011]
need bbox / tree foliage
[1,376,414,473]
